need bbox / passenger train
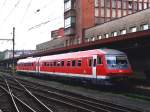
[16,49,133,85]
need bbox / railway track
[1,74,141,112]
[0,76,54,112]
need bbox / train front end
[96,49,133,85]
[105,54,132,75]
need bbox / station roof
[0,29,150,63]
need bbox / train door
[92,55,97,79]
[35,57,40,75]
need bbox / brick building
[64,0,150,46]
[51,27,64,39]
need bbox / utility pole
[0,27,15,75]
[12,27,15,75]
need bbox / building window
[104,33,109,38]
[120,29,127,35]
[95,0,99,7]
[98,35,102,39]
[65,17,75,28]
[130,26,137,33]
[91,37,96,41]
[118,1,121,8]
[112,0,116,8]
[101,0,104,7]
[144,3,148,9]
[128,1,132,9]
[95,8,99,17]
[112,31,117,37]
[139,3,142,10]
[140,24,149,30]
[64,0,71,11]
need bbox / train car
[16,49,133,85]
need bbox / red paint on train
[16,49,133,84]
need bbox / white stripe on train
[17,70,109,79]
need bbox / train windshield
[106,55,128,69]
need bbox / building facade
[85,8,150,42]
[64,0,150,46]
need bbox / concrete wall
[36,38,66,52]
[85,8,150,41]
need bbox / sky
[0,0,64,51]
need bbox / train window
[43,63,45,66]
[57,61,61,66]
[50,62,53,66]
[77,60,82,66]
[61,61,64,66]
[46,62,50,66]
[67,61,71,66]
[97,57,102,65]
[93,59,96,67]
[54,61,56,66]
[72,60,76,67]
[89,59,92,66]
[48,62,51,66]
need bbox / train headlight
[119,70,123,72]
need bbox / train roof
[17,57,39,64]
[40,49,125,61]
[102,49,125,55]
[17,49,125,63]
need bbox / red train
[16,49,133,85]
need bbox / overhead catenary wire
[1,0,22,24]
[20,0,33,23]
[0,0,64,51]
[28,16,63,31]
[0,0,8,17]
[1,0,7,8]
